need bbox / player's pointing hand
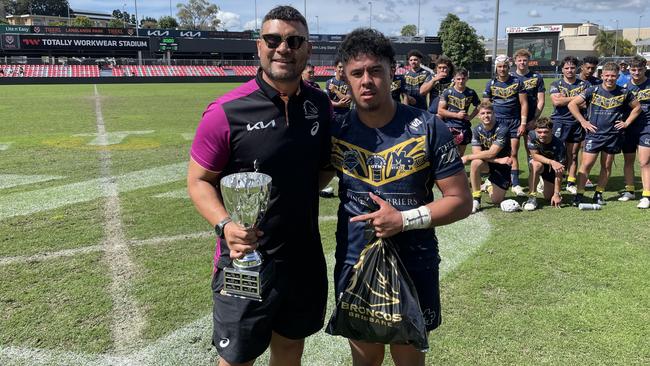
[350,193,404,238]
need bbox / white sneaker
[536,180,545,194]
[480,179,492,192]
[472,199,480,214]
[566,185,577,194]
[523,197,538,211]
[585,179,595,188]
[618,191,635,202]
[637,197,650,209]
[511,185,526,197]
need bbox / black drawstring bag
[326,237,429,351]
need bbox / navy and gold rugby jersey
[581,85,636,135]
[526,130,567,164]
[191,69,332,266]
[512,71,545,121]
[625,79,650,133]
[440,86,480,128]
[404,67,432,110]
[549,78,590,123]
[330,104,464,269]
[581,75,602,86]
[425,74,453,99]
[471,122,511,159]
[325,77,350,115]
[391,74,406,103]
[483,75,526,120]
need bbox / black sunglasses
[261,34,306,50]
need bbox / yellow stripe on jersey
[590,94,625,110]
[490,83,519,99]
[405,74,428,86]
[633,88,650,102]
[447,94,469,110]
[523,78,538,90]
[558,85,586,97]
[331,136,430,187]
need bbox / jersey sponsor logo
[409,118,423,129]
[391,79,402,92]
[490,83,519,99]
[405,73,428,86]
[475,127,506,150]
[311,121,320,136]
[331,136,429,186]
[246,119,276,131]
[218,338,230,348]
[303,100,319,120]
[591,94,625,110]
[422,308,437,326]
[632,88,650,102]
[447,95,469,110]
[523,78,538,90]
[437,140,460,166]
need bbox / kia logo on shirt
[247,119,276,131]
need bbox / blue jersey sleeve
[471,126,481,147]
[427,116,464,180]
[494,125,509,148]
[441,88,451,103]
[549,80,561,95]
[580,86,595,103]
[483,81,492,98]
[470,89,480,106]
[537,75,546,92]
[517,80,526,94]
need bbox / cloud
[216,11,240,30]
[351,14,360,22]
[374,13,402,23]
[519,0,650,12]
[528,9,541,17]
[452,6,470,14]
[469,14,493,23]
[242,19,261,31]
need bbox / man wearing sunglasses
[187,5,332,366]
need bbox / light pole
[67,1,71,26]
[169,0,172,18]
[254,0,258,31]
[492,0,500,77]
[368,1,372,28]
[304,0,307,20]
[613,19,619,57]
[638,15,643,51]
[315,15,319,34]
[417,0,421,36]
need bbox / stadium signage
[506,25,562,33]
[10,35,150,50]
[0,25,30,34]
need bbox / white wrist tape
[401,206,432,231]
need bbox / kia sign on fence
[13,35,150,50]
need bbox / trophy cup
[220,171,272,301]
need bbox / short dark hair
[629,55,647,69]
[454,67,468,78]
[262,5,308,32]
[560,56,579,68]
[338,28,395,66]
[305,63,314,69]
[535,117,552,130]
[582,56,599,66]
[407,49,424,60]
[436,56,455,78]
[333,57,342,67]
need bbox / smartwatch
[214,217,232,238]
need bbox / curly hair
[560,56,579,69]
[338,28,395,66]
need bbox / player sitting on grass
[462,100,513,213]
[523,117,566,211]
[568,61,641,207]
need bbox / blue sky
[69,0,650,38]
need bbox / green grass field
[0,81,648,366]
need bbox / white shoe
[511,185,526,197]
[480,179,492,192]
[536,180,545,194]
[637,197,650,209]
[523,197,538,211]
[618,191,634,201]
[585,179,595,188]
[472,199,480,214]
[566,185,577,194]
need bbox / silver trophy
[220,172,272,301]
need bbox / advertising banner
[16,35,150,50]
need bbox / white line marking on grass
[0,174,65,190]
[93,85,144,354]
[153,188,188,199]
[0,163,186,221]
[181,133,194,141]
[0,213,490,365]
[0,142,13,151]
[73,130,154,146]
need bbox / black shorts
[212,253,328,364]
[584,133,623,154]
[334,259,442,332]
[497,118,521,139]
[540,163,556,183]
[449,124,472,146]
[488,162,512,190]
[553,121,585,143]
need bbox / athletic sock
[595,186,605,193]
[511,170,520,186]
[625,185,635,193]
[643,190,650,198]
[529,192,538,198]
[472,191,482,199]
[567,176,577,185]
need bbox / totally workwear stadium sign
[1,34,150,50]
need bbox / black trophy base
[220,260,274,301]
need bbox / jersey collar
[255,67,304,101]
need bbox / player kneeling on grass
[461,100,513,213]
[568,61,641,207]
[523,117,566,210]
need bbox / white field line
[74,130,154,146]
[0,174,64,190]
[181,133,194,141]
[0,142,13,151]
[0,162,186,221]
[0,212,490,366]
[93,85,144,354]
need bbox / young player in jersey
[302,63,321,89]
[512,49,545,128]
[328,28,472,366]
[523,117,566,210]
[390,63,407,104]
[421,56,454,114]
[403,49,432,110]
[549,56,590,194]
[187,6,332,365]
[579,56,602,86]
[568,62,641,206]
[483,55,529,196]
[437,67,480,155]
[461,100,513,213]
[621,56,650,208]
[326,58,352,116]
